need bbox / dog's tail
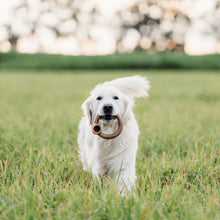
[103,75,150,99]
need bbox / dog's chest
[92,137,128,176]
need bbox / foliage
[1,0,220,53]
[0,52,220,70]
[0,70,220,219]
[118,1,220,52]
[2,0,99,48]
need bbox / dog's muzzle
[92,115,123,139]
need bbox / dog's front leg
[116,168,136,194]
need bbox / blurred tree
[116,0,220,53]
[0,0,219,54]
[2,0,100,51]
[116,1,190,52]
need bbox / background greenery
[0,52,220,70]
[0,70,219,219]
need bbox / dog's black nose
[103,105,113,114]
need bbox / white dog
[78,75,150,192]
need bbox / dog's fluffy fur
[78,75,150,192]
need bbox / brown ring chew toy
[92,115,123,139]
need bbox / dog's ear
[81,97,92,124]
[103,75,150,103]
[122,96,133,124]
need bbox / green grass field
[0,70,219,219]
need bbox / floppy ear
[103,75,150,102]
[81,97,92,124]
[122,96,133,124]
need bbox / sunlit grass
[0,70,219,219]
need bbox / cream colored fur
[78,75,150,193]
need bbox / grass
[0,70,219,219]
[0,51,220,70]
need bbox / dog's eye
[96,96,102,100]
[113,96,119,100]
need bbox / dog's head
[82,86,131,124]
[82,75,150,125]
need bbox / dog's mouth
[99,114,117,121]
[92,115,123,139]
